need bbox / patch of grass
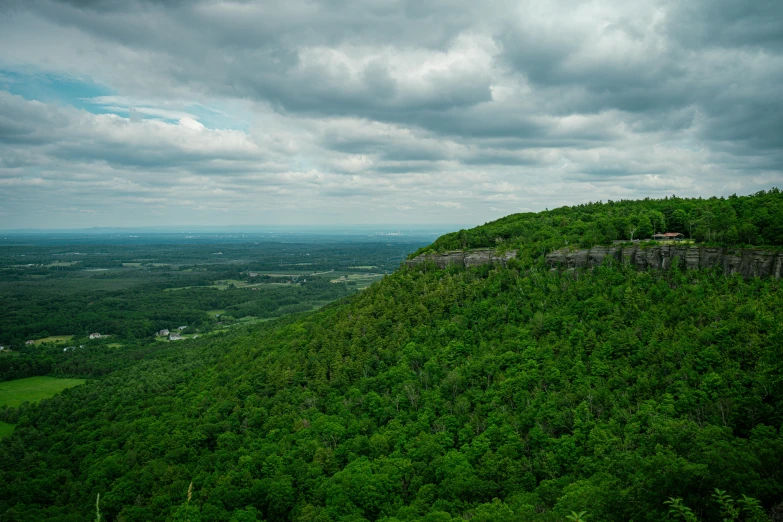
[170,279,261,291]
[32,335,74,346]
[207,309,226,317]
[0,376,86,408]
[256,272,312,277]
[107,343,123,348]
[210,279,246,290]
[0,421,15,439]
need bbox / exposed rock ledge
[546,245,783,279]
[406,249,518,269]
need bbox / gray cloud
[667,0,783,50]
[0,0,781,228]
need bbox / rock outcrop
[406,249,518,269]
[546,245,783,279]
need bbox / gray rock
[406,249,518,269]
[546,245,783,279]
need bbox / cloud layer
[0,0,781,227]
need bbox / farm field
[330,272,386,289]
[164,276,314,291]
[0,376,86,408]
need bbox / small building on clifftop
[653,232,684,241]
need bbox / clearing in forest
[330,273,385,289]
[0,376,86,408]
[0,421,15,439]
[31,335,74,345]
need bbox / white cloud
[433,201,462,209]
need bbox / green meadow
[0,421,14,439]
[0,376,86,408]
[31,335,74,346]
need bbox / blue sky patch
[0,68,248,131]
[0,69,113,113]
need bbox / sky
[0,0,782,229]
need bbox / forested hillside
[1,192,782,521]
[413,189,783,261]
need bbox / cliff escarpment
[546,244,783,278]
[406,248,517,269]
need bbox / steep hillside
[1,192,783,522]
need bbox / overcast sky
[1,0,781,229]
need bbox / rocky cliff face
[406,249,517,269]
[546,245,783,278]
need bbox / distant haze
[0,226,458,248]
[0,225,460,235]
[0,0,781,228]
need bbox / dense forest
[1,192,782,521]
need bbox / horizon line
[0,224,471,234]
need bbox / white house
[169,333,183,341]
[25,340,35,345]
[158,329,170,336]
[89,333,102,339]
